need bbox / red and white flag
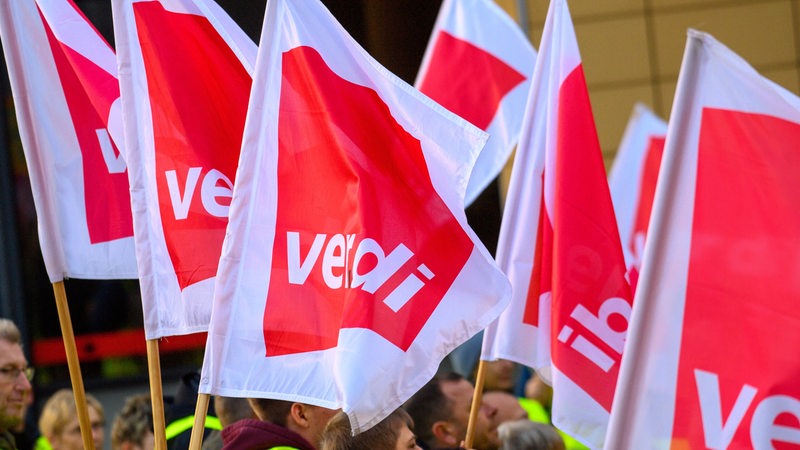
[607,30,800,450]
[0,0,137,281]
[112,0,256,338]
[416,0,536,206]
[199,0,510,433]
[481,0,632,447]
[608,104,667,291]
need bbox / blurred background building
[0,0,795,447]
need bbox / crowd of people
[0,318,577,450]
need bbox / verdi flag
[607,31,800,449]
[199,0,511,433]
[0,0,136,281]
[416,0,536,206]
[481,0,632,447]
[112,0,256,338]
[608,104,667,290]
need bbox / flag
[112,0,256,338]
[481,0,632,447]
[416,0,536,206]
[606,30,800,449]
[608,103,667,290]
[0,0,137,281]
[199,0,511,433]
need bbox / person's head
[39,389,105,450]
[482,391,527,429]
[497,420,564,450]
[482,360,517,393]
[248,398,338,448]
[0,318,32,433]
[213,396,256,427]
[524,373,553,409]
[111,393,154,450]
[448,337,518,394]
[320,408,420,450]
[403,372,499,450]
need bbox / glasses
[0,366,34,382]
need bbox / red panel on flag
[522,184,551,328]
[550,66,632,410]
[133,2,251,289]
[630,136,664,253]
[418,31,525,131]
[264,45,474,356]
[672,108,800,448]
[40,8,133,244]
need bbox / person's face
[482,360,516,392]
[307,405,339,448]
[440,379,500,450]
[0,340,32,431]
[394,423,421,450]
[138,430,155,450]
[50,406,105,450]
[482,391,527,428]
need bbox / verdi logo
[263,45,474,356]
[134,1,251,289]
[287,232,436,313]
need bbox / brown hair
[111,394,152,450]
[402,372,463,448]
[320,408,414,450]
[247,398,292,427]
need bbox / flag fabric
[112,0,256,338]
[481,0,632,447]
[416,0,536,206]
[607,30,800,450]
[199,0,511,433]
[0,0,137,281]
[608,104,667,290]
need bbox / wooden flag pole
[51,281,95,450]
[464,359,488,449]
[146,339,168,450]
[188,392,211,450]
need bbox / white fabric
[416,0,536,205]
[607,30,800,449]
[112,0,256,338]
[199,0,510,434]
[608,103,667,270]
[0,0,137,281]
[482,1,631,447]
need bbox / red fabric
[419,30,525,130]
[671,108,800,448]
[133,1,251,289]
[39,6,132,244]
[263,45,473,355]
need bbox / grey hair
[498,420,565,450]
[0,319,21,345]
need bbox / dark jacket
[0,431,16,450]
[221,419,315,450]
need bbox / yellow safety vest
[164,415,222,441]
[517,398,589,450]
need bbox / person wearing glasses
[0,318,33,450]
